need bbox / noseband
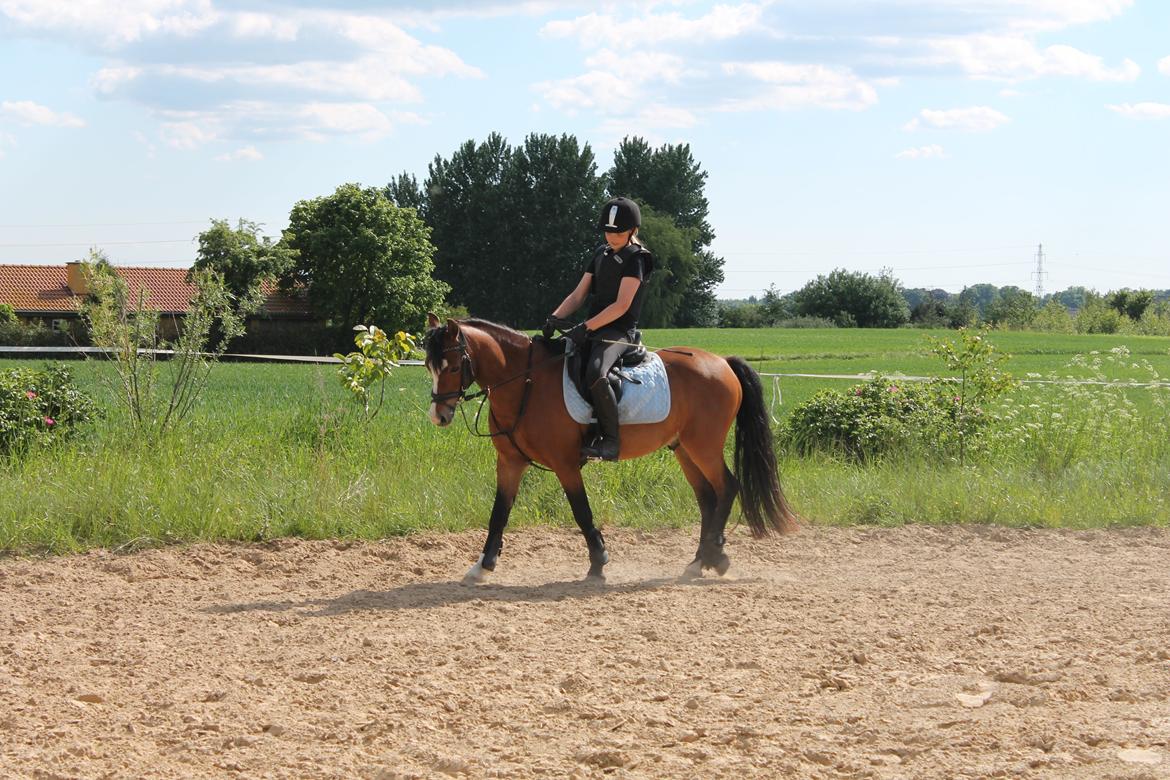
[430,331,477,408]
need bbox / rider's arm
[585,276,641,331]
[552,273,593,319]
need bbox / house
[0,261,324,353]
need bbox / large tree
[193,218,293,312]
[793,268,910,328]
[417,132,604,326]
[607,137,723,325]
[281,183,449,335]
[636,206,701,327]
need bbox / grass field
[2,327,1168,553]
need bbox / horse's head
[424,312,474,427]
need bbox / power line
[716,244,1035,257]
[729,261,1034,274]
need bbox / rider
[544,196,653,462]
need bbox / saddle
[566,330,647,404]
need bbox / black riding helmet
[598,196,641,233]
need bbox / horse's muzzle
[429,403,454,427]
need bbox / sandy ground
[1,524,1169,779]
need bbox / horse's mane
[460,318,533,350]
[423,317,532,367]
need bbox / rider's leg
[581,331,628,462]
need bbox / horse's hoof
[586,564,606,582]
[463,555,491,585]
[712,554,731,577]
[681,558,703,580]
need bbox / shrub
[0,364,98,456]
[0,304,16,324]
[782,376,962,462]
[0,320,74,347]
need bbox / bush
[0,364,98,456]
[0,304,16,324]
[781,376,965,462]
[0,320,74,347]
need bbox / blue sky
[1,0,1167,298]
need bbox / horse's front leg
[464,454,528,584]
[556,468,608,581]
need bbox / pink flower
[43,417,55,427]
[25,391,36,399]
[888,386,899,393]
[853,388,863,396]
[953,396,961,403]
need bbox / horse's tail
[727,356,799,537]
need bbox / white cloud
[0,100,86,128]
[905,106,1010,132]
[542,3,765,46]
[160,119,219,149]
[1159,56,1170,76]
[153,99,414,147]
[2,2,481,145]
[926,36,1139,81]
[720,62,878,111]
[1106,102,1170,120]
[215,145,263,162]
[896,144,948,160]
[0,0,219,48]
[534,50,688,114]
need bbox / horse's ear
[426,312,441,329]
[445,318,460,335]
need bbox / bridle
[427,326,569,470]
[429,330,482,409]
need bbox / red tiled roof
[0,263,312,317]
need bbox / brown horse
[423,314,797,582]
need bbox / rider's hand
[541,316,557,341]
[564,323,589,347]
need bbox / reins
[433,333,566,471]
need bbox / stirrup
[581,436,620,462]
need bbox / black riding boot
[581,378,620,462]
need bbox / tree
[1033,299,1074,333]
[793,268,910,328]
[984,286,1037,329]
[193,218,293,314]
[1052,286,1089,312]
[674,249,725,327]
[1107,288,1154,321]
[384,173,424,213]
[607,136,723,325]
[759,284,795,325]
[281,183,450,336]
[636,207,700,327]
[500,133,607,326]
[608,137,714,248]
[960,284,1000,320]
[420,133,604,326]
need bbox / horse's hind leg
[674,447,717,579]
[556,468,608,581]
[465,454,528,584]
[680,445,740,577]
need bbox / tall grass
[1,327,1168,553]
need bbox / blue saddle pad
[562,349,671,425]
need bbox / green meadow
[2,327,1168,553]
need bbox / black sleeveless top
[584,242,654,331]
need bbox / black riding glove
[564,323,589,347]
[541,316,558,340]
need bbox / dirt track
[1,525,1168,779]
